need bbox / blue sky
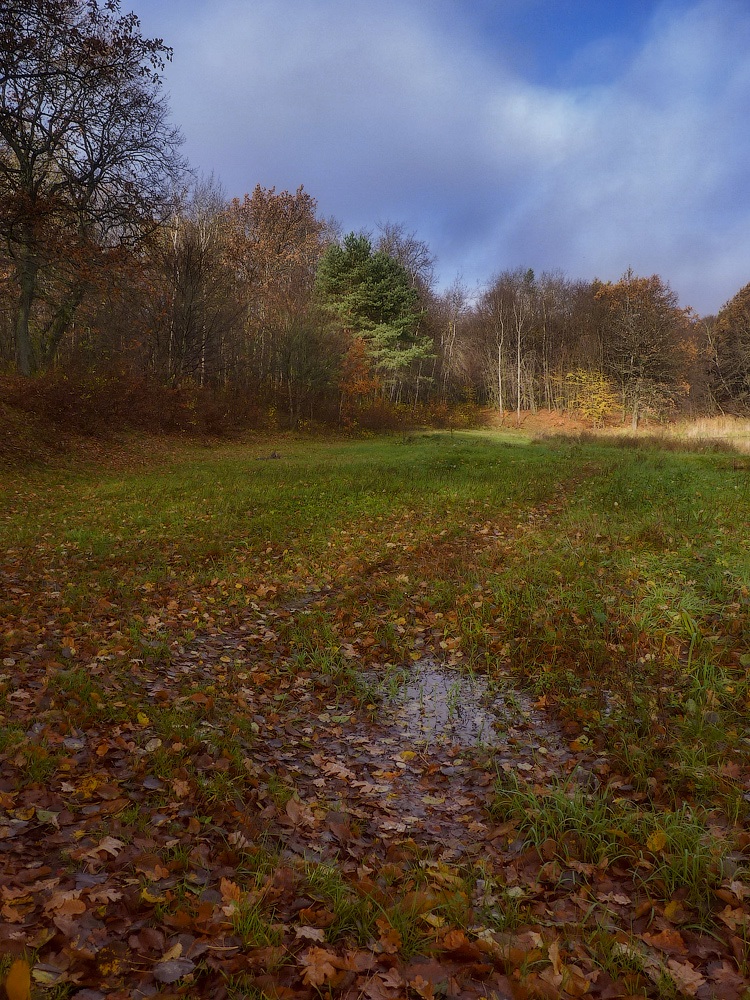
[135,0,749,314]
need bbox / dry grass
[498,408,750,454]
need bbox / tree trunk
[14,251,39,376]
[39,284,86,368]
[497,340,504,419]
[516,326,522,426]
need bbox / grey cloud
[138,0,750,313]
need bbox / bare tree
[0,0,185,374]
[375,221,436,293]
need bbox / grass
[491,772,738,914]
[1,427,749,995]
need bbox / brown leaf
[43,889,85,914]
[663,899,692,925]
[379,968,404,988]
[285,797,305,826]
[665,959,705,996]
[219,877,242,903]
[440,928,482,960]
[642,929,688,955]
[134,853,170,881]
[298,904,336,927]
[547,938,563,976]
[375,916,402,954]
[409,974,435,999]
[442,929,469,951]
[717,904,747,932]
[299,947,339,987]
[81,835,125,860]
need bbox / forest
[1,0,749,435]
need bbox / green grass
[2,428,749,993]
[491,772,737,914]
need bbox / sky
[134,0,750,315]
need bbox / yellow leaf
[136,712,150,726]
[140,887,167,904]
[5,959,31,1000]
[647,829,668,853]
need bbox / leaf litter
[1,441,749,999]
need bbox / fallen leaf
[299,947,339,986]
[219,877,242,903]
[375,916,402,955]
[152,958,195,984]
[83,836,125,860]
[442,929,469,951]
[663,899,692,925]
[295,925,326,942]
[642,929,687,955]
[134,854,169,880]
[647,829,668,853]
[547,938,563,976]
[44,890,86,915]
[409,974,435,999]
[5,959,31,1000]
[666,959,705,996]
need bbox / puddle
[390,657,530,748]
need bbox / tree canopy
[0,0,185,373]
[315,232,432,394]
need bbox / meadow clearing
[1,427,749,999]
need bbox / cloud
[510,0,750,310]
[140,0,750,312]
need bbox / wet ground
[170,621,592,862]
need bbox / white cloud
[138,0,750,312]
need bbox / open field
[1,430,749,999]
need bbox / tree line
[1,0,749,429]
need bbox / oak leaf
[44,890,86,915]
[299,904,336,927]
[409,974,435,999]
[219,877,242,903]
[642,929,687,955]
[83,835,125,860]
[375,916,402,954]
[663,899,692,925]
[153,957,195,984]
[299,947,339,986]
[666,959,705,996]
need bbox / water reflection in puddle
[390,657,531,747]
